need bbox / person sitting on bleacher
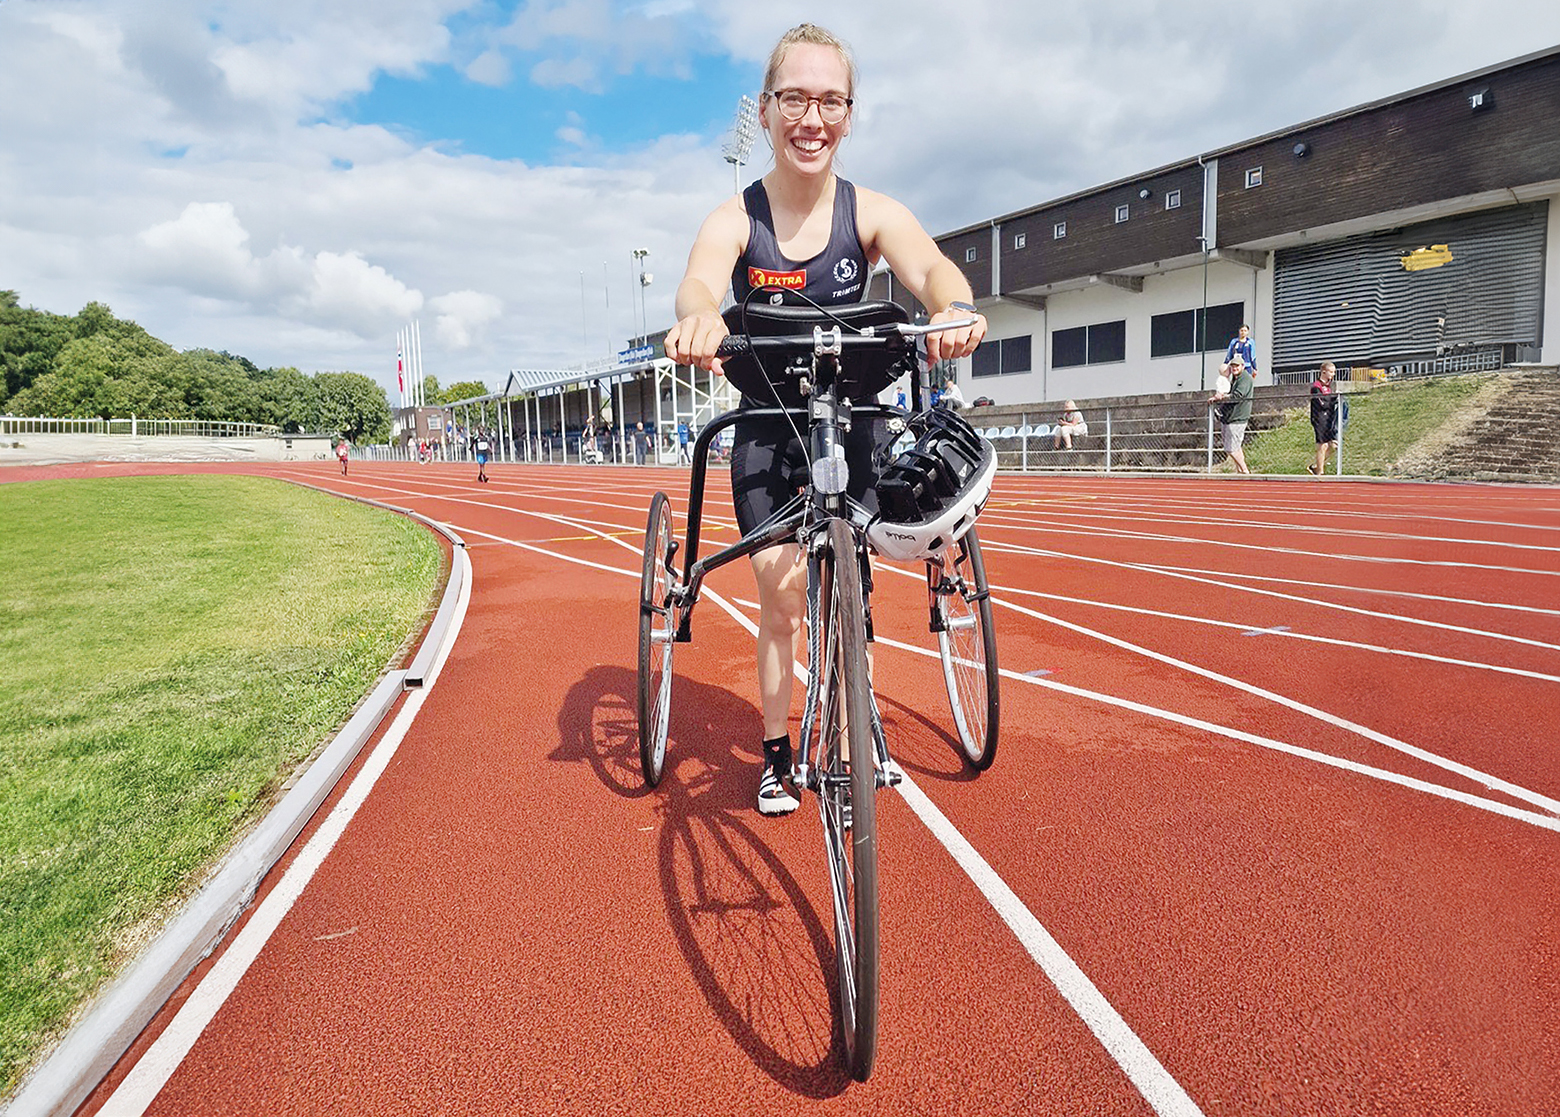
[1054,400,1088,449]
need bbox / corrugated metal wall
[1272,201,1548,369]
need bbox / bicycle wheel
[637,492,677,787]
[931,526,999,770]
[814,518,880,1080]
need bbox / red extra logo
[748,266,806,289]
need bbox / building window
[1054,221,1067,239]
[1149,302,1246,357]
[1165,189,1182,209]
[1052,320,1127,369]
[1014,232,1027,250]
[1115,204,1130,223]
[972,335,1034,378]
[965,246,978,263]
[1245,166,1263,188]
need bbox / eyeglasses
[766,89,852,124]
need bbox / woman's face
[762,42,852,178]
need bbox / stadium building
[915,44,1560,404]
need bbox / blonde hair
[762,23,857,98]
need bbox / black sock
[762,735,792,771]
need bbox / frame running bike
[635,306,1000,1080]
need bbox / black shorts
[729,412,892,541]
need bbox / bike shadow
[875,690,981,786]
[552,665,851,1097]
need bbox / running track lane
[7,462,1551,1116]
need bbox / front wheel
[637,492,677,787]
[814,518,880,1080]
[930,527,999,770]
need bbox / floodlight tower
[631,248,650,343]
[721,94,760,196]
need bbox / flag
[396,341,404,394]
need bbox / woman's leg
[750,544,806,740]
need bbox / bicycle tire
[815,517,880,1080]
[637,492,676,787]
[932,526,999,770]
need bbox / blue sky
[3,0,1559,396]
[343,54,753,163]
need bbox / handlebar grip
[715,335,751,358]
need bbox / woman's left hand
[926,307,987,364]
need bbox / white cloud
[431,290,504,348]
[5,0,1560,403]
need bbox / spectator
[939,378,966,409]
[1309,361,1341,476]
[633,421,649,466]
[1209,354,1254,473]
[1053,400,1088,450]
[1224,324,1258,382]
[677,420,692,465]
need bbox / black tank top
[731,178,870,307]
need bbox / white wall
[956,257,1273,405]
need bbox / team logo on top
[832,258,859,285]
[749,266,806,290]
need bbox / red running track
[11,462,1558,1116]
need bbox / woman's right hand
[665,310,729,373]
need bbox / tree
[421,373,439,406]
[440,380,489,405]
[312,372,391,443]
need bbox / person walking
[1309,361,1341,476]
[633,421,649,466]
[336,437,351,475]
[474,429,491,483]
[1209,354,1254,473]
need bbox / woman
[1309,361,1340,475]
[1053,400,1087,449]
[665,23,987,815]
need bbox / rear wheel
[814,518,879,1080]
[931,527,999,770]
[637,492,676,787]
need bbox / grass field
[1243,373,1498,475]
[0,475,443,1092]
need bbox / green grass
[1242,373,1499,475]
[0,475,442,1092]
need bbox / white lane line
[975,517,1560,578]
[990,593,1560,818]
[871,633,1560,834]
[995,506,1560,552]
[981,583,1560,684]
[1139,562,1560,618]
[98,545,473,1116]
[894,775,1205,1117]
[978,537,1560,653]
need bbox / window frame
[1165,189,1182,210]
[1014,232,1027,250]
[1245,166,1263,189]
[965,246,978,263]
[1114,203,1130,223]
[1053,221,1067,240]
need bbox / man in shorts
[1209,354,1254,474]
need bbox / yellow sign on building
[1400,244,1454,271]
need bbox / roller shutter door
[1272,201,1547,370]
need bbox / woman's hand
[925,306,987,365]
[664,310,730,373]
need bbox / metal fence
[0,416,281,438]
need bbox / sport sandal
[757,763,799,816]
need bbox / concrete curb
[3,495,468,1117]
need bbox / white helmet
[867,408,996,562]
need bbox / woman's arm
[857,187,987,363]
[665,199,748,370]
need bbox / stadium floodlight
[721,94,760,196]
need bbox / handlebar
[714,316,978,360]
